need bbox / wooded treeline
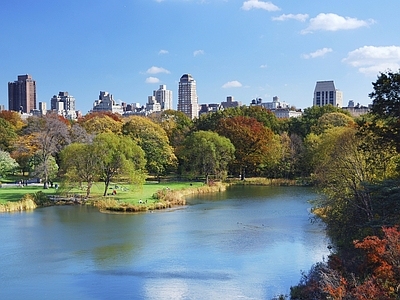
[0,71,400,298]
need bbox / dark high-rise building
[8,74,37,113]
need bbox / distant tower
[8,74,37,113]
[178,74,199,119]
[154,85,173,110]
[313,80,343,107]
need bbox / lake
[0,185,328,300]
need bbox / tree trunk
[86,181,92,198]
[103,179,110,196]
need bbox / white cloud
[145,77,160,84]
[193,50,205,57]
[301,13,375,34]
[158,50,169,55]
[241,0,280,11]
[146,66,170,74]
[222,81,243,88]
[343,45,400,75]
[272,13,309,22]
[302,47,333,59]
[260,64,268,68]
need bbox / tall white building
[313,81,343,107]
[178,74,199,119]
[154,85,172,110]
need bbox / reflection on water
[0,186,328,300]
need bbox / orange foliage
[353,226,400,298]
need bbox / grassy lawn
[0,180,204,205]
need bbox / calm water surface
[0,186,328,300]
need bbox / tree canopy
[122,116,177,179]
[179,130,235,183]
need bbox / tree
[311,127,399,247]
[23,114,71,188]
[93,133,146,196]
[194,106,281,133]
[0,150,19,178]
[216,116,274,179]
[149,110,192,150]
[60,142,100,198]
[179,131,235,184]
[69,123,93,144]
[122,116,176,180]
[288,105,350,138]
[78,112,122,135]
[352,227,400,299]
[10,135,38,176]
[0,118,18,152]
[369,70,400,151]
[30,153,59,186]
[0,110,25,132]
[312,112,355,135]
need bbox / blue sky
[1,0,400,114]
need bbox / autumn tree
[122,116,176,180]
[194,106,280,133]
[352,227,400,299]
[93,133,146,196]
[78,112,122,135]
[179,131,235,184]
[0,110,25,132]
[216,116,274,179]
[10,135,38,175]
[23,114,71,188]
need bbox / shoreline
[0,178,311,213]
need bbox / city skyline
[1,1,400,113]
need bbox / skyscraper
[313,80,343,108]
[178,74,199,119]
[154,85,172,110]
[8,74,37,113]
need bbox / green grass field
[0,180,204,205]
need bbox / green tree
[369,70,400,151]
[30,153,59,186]
[288,105,350,138]
[0,150,19,178]
[149,110,193,150]
[311,127,399,247]
[122,116,176,180]
[0,118,18,152]
[60,142,100,198]
[93,133,146,196]
[312,112,355,135]
[179,131,235,184]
